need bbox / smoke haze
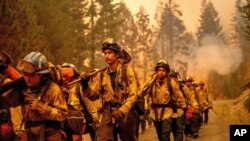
[187,36,243,81]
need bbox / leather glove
[26,96,51,114]
[111,110,124,121]
[80,72,90,91]
[92,118,100,130]
[15,130,26,140]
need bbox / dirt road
[83,110,230,141]
[187,110,229,141]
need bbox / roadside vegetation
[213,89,250,124]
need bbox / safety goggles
[17,59,49,74]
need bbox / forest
[0,0,250,99]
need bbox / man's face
[23,71,42,87]
[156,67,167,79]
[185,81,192,87]
[103,49,119,65]
[199,84,204,89]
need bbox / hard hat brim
[17,60,36,73]
[17,59,49,74]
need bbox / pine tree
[135,6,153,81]
[95,0,124,40]
[87,0,99,70]
[116,2,139,69]
[34,0,88,65]
[88,0,125,68]
[234,0,250,88]
[68,0,89,70]
[155,0,192,76]
[238,0,250,40]
[0,0,48,63]
[196,0,224,46]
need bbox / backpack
[118,64,145,115]
[63,84,85,135]
[63,83,93,135]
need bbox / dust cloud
[187,35,243,81]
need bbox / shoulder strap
[167,77,173,97]
[99,69,105,107]
[75,83,85,109]
[167,77,177,113]
[179,82,187,99]
[193,86,199,103]
[121,63,129,86]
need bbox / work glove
[111,110,125,122]
[14,130,26,140]
[92,118,100,130]
[80,72,90,91]
[25,95,51,114]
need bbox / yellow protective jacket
[64,84,98,122]
[182,85,199,109]
[196,87,212,111]
[141,77,186,120]
[186,85,200,112]
[22,81,68,122]
[86,63,138,115]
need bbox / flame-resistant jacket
[196,87,212,111]
[141,77,186,120]
[64,84,98,121]
[186,85,200,112]
[22,81,68,122]
[86,63,138,115]
[182,85,199,109]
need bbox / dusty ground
[186,109,229,141]
[83,109,230,141]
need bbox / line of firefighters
[0,38,212,141]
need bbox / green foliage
[0,0,48,63]
[155,1,193,76]
[95,0,124,40]
[116,2,139,67]
[196,0,224,45]
[86,0,125,70]
[238,0,250,40]
[135,6,153,81]
[0,0,153,78]
[0,0,89,70]
[34,0,88,65]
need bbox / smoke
[187,35,243,81]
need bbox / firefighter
[60,63,99,141]
[0,74,15,141]
[184,76,201,139]
[82,38,138,141]
[140,60,186,141]
[0,51,24,141]
[15,51,68,140]
[169,70,187,141]
[197,81,212,124]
